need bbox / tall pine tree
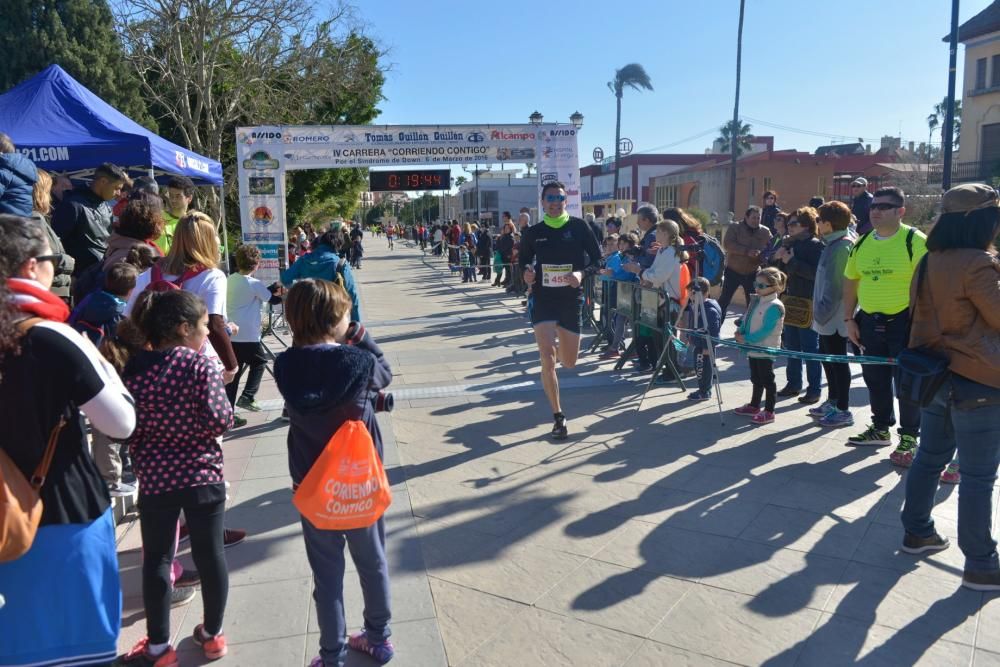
[0,0,153,128]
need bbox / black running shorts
[531,294,583,334]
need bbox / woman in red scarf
[0,214,136,667]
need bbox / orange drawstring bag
[293,420,392,530]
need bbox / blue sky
[360,0,989,165]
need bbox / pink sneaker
[751,410,775,425]
[940,463,960,485]
[734,404,761,417]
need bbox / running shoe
[889,435,918,467]
[847,425,892,446]
[118,639,178,667]
[170,585,196,607]
[551,414,568,440]
[818,409,854,428]
[808,401,836,419]
[776,385,802,398]
[192,624,228,660]
[348,631,395,664]
[108,481,137,497]
[236,396,262,412]
[751,410,775,425]
[940,462,961,485]
[232,415,248,428]
[734,404,761,417]
[687,390,712,401]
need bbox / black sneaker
[901,531,950,554]
[551,415,568,440]
[962,569,1000,591]
[776,385,802,398]
[798,392,822,405]
[170,585,197,607]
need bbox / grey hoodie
[812,229,856,336]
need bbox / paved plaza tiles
[115,240,1000,666]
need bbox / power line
[743,115,944,147]
[634,125,721,154]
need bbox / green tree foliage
[400,193,439,225]
[927,97,961,151]
[116,1,385,231]
[0,0,153,127]
[717,119,754,157]
[364,204,387,227]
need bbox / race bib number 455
[541,264,574,287]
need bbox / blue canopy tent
[0,64,231,266]
[0,64,223,186]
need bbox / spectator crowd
[0,120,998,666]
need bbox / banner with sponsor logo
[236,124,581,269]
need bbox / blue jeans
[301,517,391,666]
[782,324,822,393]
[901,379,1000,572]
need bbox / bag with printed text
[293,420,392,531]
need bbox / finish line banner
[236,123,582,276]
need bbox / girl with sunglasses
[734,267,787,424]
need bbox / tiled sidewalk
[117,240,1000,666]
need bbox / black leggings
[819,333,851,410]
[749,357,776,412]
[140,485,228,643]
[718,268,756,319]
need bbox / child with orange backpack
[274,279,395,667]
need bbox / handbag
[894,258,951,408]
[779,294,813,328]
[0,327,68,561]
[293,420,392,531]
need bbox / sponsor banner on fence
[236,124,580,244]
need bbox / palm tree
[927,96,962,152]
[717,119,754,156]
[608,63,653,207]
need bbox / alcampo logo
[490,130,535,141]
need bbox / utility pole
[943,0,960,190]
[728,0,746,214]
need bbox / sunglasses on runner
[871,202,900,211]
[544,194,567,202]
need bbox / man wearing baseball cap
[851,177,874,235]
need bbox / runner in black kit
[519,181,602,439]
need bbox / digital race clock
[369,169,451,191]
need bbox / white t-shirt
[226,273,271,343]
[126,266,228,364]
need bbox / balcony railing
[927,160,1000,185]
